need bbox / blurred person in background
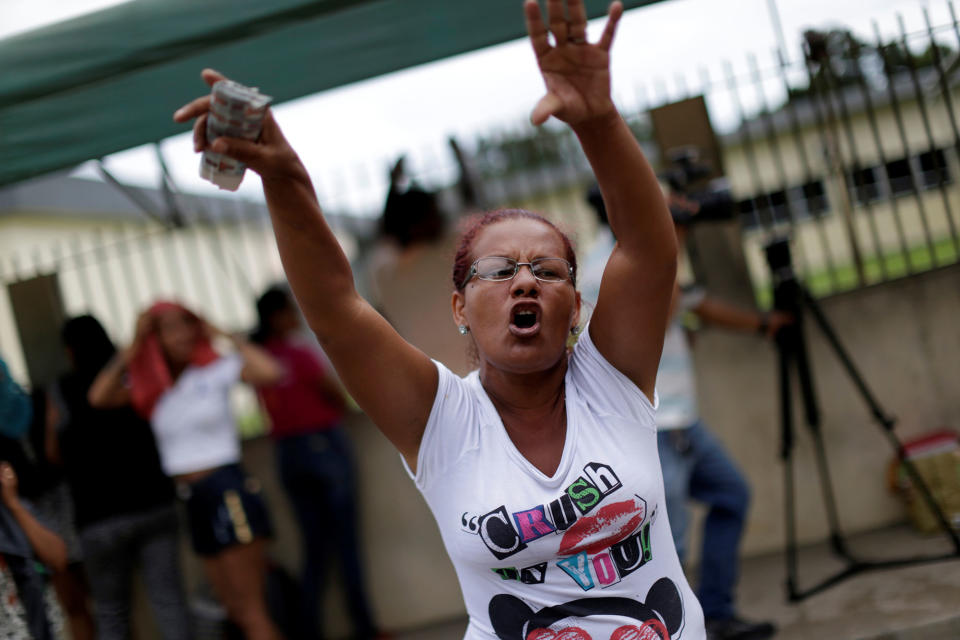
[360,157,472,377]
[0,461,67,640]
[1,360,66,639]
[380,156,446,254]
[89,302,285,640]
[47,315,192,640]
[364,156,447,321]
[252,286,380,640]
[582,187,787,640]
[27,385,96,640]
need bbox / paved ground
[395,525,960,640]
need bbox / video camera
[660,146,737,226]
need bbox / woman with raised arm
[174,1,706,637]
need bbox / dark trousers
[78,505,192,640]
[657,421,751,621]
[276,428,375,639]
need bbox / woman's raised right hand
[172,69,305,183]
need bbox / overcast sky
[2,0,951,213]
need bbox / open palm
[525,0,623,126]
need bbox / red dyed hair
[452,209,578,291]
[128,301,220,419]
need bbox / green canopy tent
[0,0,664,187]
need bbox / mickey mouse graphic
[488,577,684,640]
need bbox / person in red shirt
[252,286,379,640]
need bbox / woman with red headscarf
[89,302,285,640]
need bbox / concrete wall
[686,263,960,560]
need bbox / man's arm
[690,292,792,339]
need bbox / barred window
[918,149,950,188]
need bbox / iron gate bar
[873,23,941,266]
[927,6,960,167]
[845,33,914,275]
[722,60,774,235]
[804,51,867,287]
[819,40,888,283]
[748,54,812,274]
[897,14,960,258]
[774,50,841,290]
[926,5,960,254]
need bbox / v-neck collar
[469,368,579,488]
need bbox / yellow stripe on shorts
[223,490,254,544]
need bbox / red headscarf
[128,301,220,418]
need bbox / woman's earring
[570,325,582,337]
[459,325,470,335]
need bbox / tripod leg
[778,342,800,601]
[792,326,855,561]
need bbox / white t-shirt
[406,328,705,640]
[655,287,705,431]
[151,353,244,476]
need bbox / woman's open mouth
[509,305,541,337]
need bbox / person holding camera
[583,188,789,640]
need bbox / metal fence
[451,3,960,303]
[2,2,959,381]
[714,7,960,301]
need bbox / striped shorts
[179,464,273,556]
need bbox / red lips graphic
[559,497,646,556]
[526,627,592,640]
[610,620,669,640]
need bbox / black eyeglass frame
[460,256,574,289]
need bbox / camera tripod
[765,237,960,602]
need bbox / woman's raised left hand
[524,0,623,126]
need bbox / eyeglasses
[461,256,573,288]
